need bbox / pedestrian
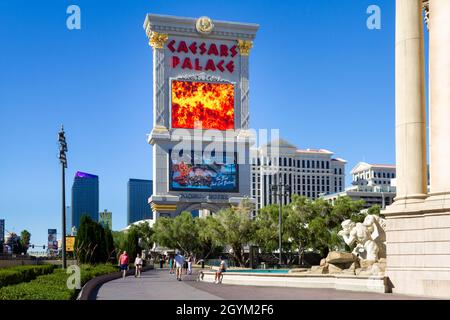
[183,258,188,275]
[169,255,174,274]
[215,256,226,284]
[187,254,193,275]
[174,251,185,281]
[134,253,143,278]
[159,256,164,269]
[118,251,129,279]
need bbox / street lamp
[270,179,290,266]
[58,125,68,269]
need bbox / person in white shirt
[187,255,193,275]
[134,254,143,278]
[174,251,185,281]
[215,256,226,284]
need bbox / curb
[77,265,154,300]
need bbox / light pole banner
[47,229,58,255]
[65,236,75,252]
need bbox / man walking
[174,250,185,281]
[119,251,129,279]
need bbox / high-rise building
[71,171,99,229]
[321,162,397,210]
[127,179,153,225]
[251,138,346,214]
[99,209,112,230]
[351,162,396,187]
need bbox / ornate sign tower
[143,14,259,218]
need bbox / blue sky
[0,0,409,246]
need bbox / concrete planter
[198,270,391,294]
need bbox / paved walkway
[95,269,431,300]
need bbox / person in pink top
[119,251,129,279]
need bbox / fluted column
[429,0,450,197]
[238,40,253,130]
[148,31,169,130]
[394,0,428,203]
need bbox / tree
[308,197,365,257]
[20,230,31,254]
[209,200,255,267]
[367,204,381,216]
[151,212,202,256]
[131,221,154,252]
[74,215,110,264]
[284,195,315,265]
[196,216,223,260]
[125,227,141,261]
[253,204,290,257]
[103,226,115,263]
[152,217,176,249]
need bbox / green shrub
[0,265,56,288]
[0,264,117,300]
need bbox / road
[95,269,429,300]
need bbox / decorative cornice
[144,14,259,42]
[173,72,233,83]
[148,31,168,49]
[237,39,253,56]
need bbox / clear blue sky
[1,0,408,247]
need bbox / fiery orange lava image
[171,80,234,130]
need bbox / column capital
[148,31,168,49]
[423,0,430,30]
[237,39,253,56]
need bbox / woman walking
[134,253,143,278]
[187,254,193,275]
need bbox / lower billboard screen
[169,150,238,192]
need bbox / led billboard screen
[169,150,238,192]
[171,80,235,130]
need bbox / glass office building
[127,179,153,225]
[71,171,99,229]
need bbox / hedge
[0,265,56,289]
[0,264,118,300]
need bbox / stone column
[148,31,169,130]
[238,39,253,130]
[394,0,427,203]
[429,0,450,198]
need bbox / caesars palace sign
[144,14,258,216]
[168,40,238,73]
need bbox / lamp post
[270,179,290,266]
[58,126,68,269]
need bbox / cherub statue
[338,215,386,262]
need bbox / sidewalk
[95,269,431,300]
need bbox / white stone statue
[338,214,386,263]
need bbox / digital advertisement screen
[169,150,238,192]
[171,80,235,130]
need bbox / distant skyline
[0,1,429,247]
